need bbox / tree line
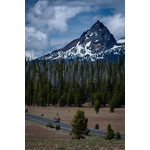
[25,57,125,108]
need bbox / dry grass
[26,120,70,140]
[25,102,125,133]
[25,119,125,150]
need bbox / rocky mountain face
[38,20,125,62]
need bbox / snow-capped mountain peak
[38,20,125,62]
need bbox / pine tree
[51,88,57,105]
[115,131,121,140]
[109,97,115,113]
[77,87,85,105]
[47,92,51,106]
[59,93,66,107]
[57,85,63,102]
[25,56,125,107]
[74,92,80,107]
[26,78,34,106]
[88,77,95,98]
[94,99,100,114]
[90,93,94,107]
[70,109,90,139]
[38,88,42,106]
[102,92,107,107]
[107,91,111,104]
[104,123,115,140]
[64,82,70,93]
[119,85,125,105]
[33,80,39,106]
[113,92,120,108]
[67,89,74,106]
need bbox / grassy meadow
[25,102,125,134]
[25,119,125,150]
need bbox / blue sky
[25,0,125,59]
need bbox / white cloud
[100,14,125,39]
[25,0,125,58]
[26,1,91,33]
[25,27,47,40]
[25,1,92,57]
[25,26,49,51]
[25,50,40,60]
[47,6,86,32]
[33,0,48,15]
[44,0,124,9]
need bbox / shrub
[50,124,54,128]
[95,123,99,129]
[46,122,51,127]
[25,108,28,113]
[46,122,54,128]
[104,123,115,140]
[41,113,44,116]
[115,131,121,140]
[55,125,60,130]
[58,117,60,121]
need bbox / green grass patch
[26,138,125,150]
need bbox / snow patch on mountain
[76,41,83,54]
[85,36,89,40]
[112,45,122,49]
[117,39,125,44]
[114,52,119,55]
[85,41,92,55]
[95,32,98,36]
[89,33,93,37]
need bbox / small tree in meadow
[109,98,114,113]
[104,123,115,140]
[94,100,100,114]
[70,109,90,139]
[95,123,99,129]
[115,131,121,140]
[55,125,60,130]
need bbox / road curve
[25,113,125,138]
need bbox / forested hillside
[25,57,125,108]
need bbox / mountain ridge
[37,20,125,62]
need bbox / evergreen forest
[25,57,125,108]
